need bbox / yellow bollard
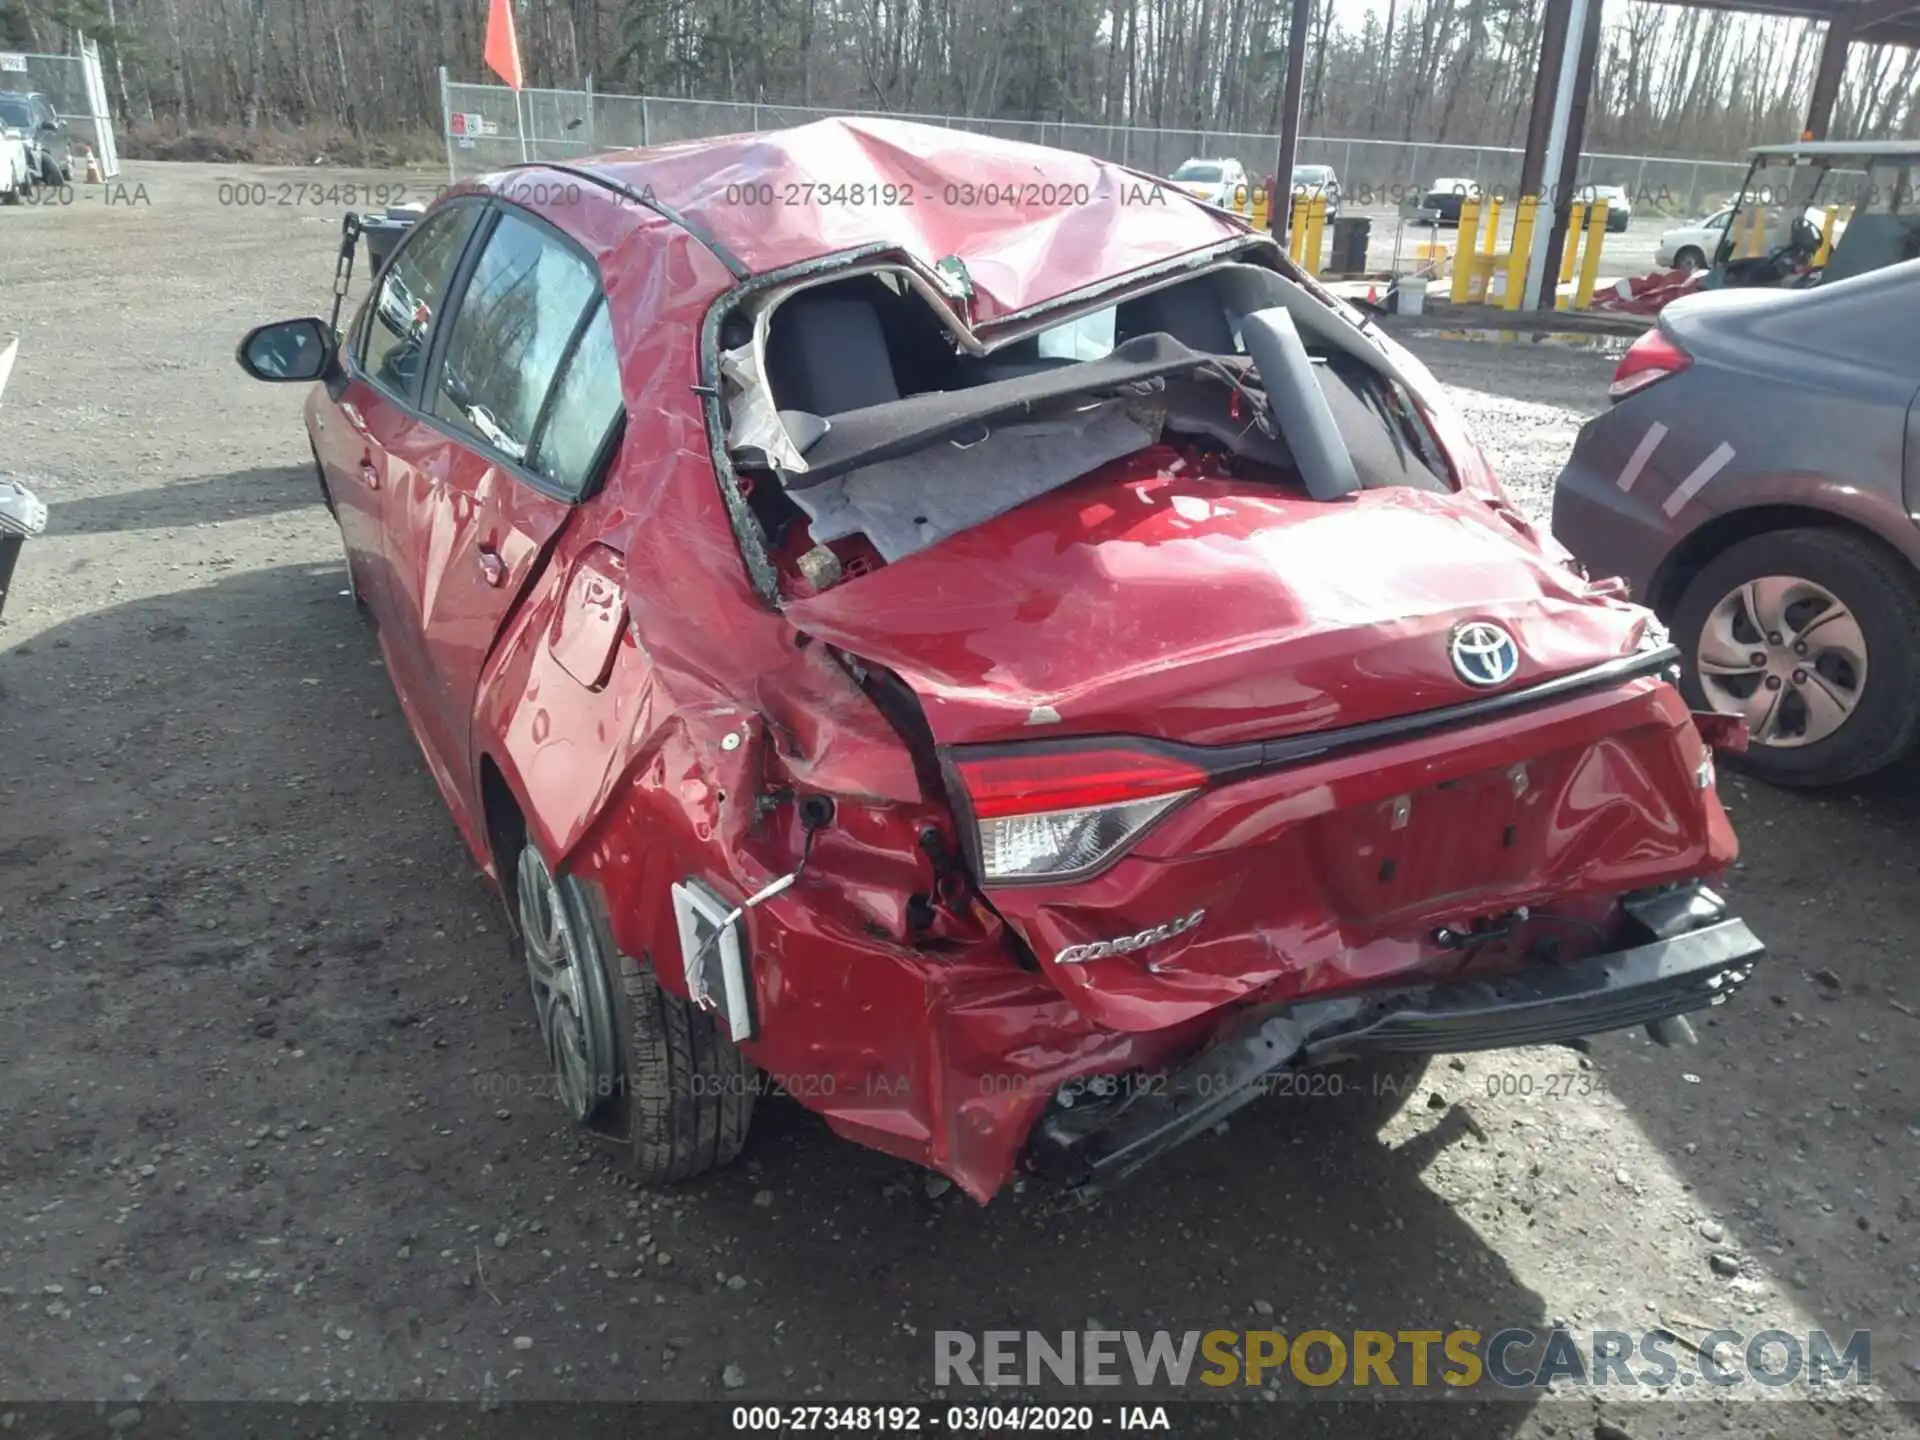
[1451,197,1482,303]
[1251,187,1269,231]
[1573,198,1608,309]
[1740,202,1768,259]
[1560,201,1586,287]
[1502,196,1538,311]
[1480,195,1503,262]
[1814,204,1838,266]
[1288,193,1307,264]
[1302,193,1328,275]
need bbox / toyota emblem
[1449,621,1520,688]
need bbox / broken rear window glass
[721,260,1452,596]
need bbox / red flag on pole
[485,0,524,89]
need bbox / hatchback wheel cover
[514,848,620,1122]
[1695,575,1866,748]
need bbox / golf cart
[1708,139,1919,288]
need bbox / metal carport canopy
[1636,0,1920,49]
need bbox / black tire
[1673,246,1706,272]
[558,864,756,1183]
[1672,527,1920,787]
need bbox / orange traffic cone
[1367,284,1379,304]
[83,147,101,184]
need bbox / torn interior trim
[701,243,965,608]
[723,260,985,467]
[719,343,807,473]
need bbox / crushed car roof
[557,116,1255,320]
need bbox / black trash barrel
[360,205,425,274]
[1329,215,1372,276]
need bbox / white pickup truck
[0,336,49,619]
[0,131,31,203]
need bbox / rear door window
[429,210,599,466]
[530,301,624,496]
[358,203,481,404]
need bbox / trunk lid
[788,446,1721,1035]
[786,446,1650,749]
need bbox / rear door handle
[358,457,381,490]
[478,547,507,587]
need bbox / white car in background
[1577,183,1633,232]
[1655,203,1844,270]
[1169,156,1249,208]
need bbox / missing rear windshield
[716,258,1451,600]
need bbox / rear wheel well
[1648,506,1915,619]
[479,757,528,929]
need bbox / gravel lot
[1,162,1917,1437]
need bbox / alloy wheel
[514,847,621,1122]
[1695,575,1866,747]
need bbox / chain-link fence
[439,74,1751,219]
[0,39,120,179]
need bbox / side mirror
[38,119,58,133]
[236,317,337,383]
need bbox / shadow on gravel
[1579,759,1920,1402]
[704,1089,1550,1429]
[45,464,319,536]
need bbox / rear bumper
[1301,913,1756,1058]
[1027,882,1761,1192]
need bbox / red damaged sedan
[236,118,1762,1201]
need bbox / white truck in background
[0,130,31,203]
[0,337,50,620]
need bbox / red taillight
[1608,329,1691,400]
[954,745,1208,819]
[952,744,1209,882]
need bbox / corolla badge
[1449,621,1520,688]
[1055,909,1206,966]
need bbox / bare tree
[23,0,1909,161]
